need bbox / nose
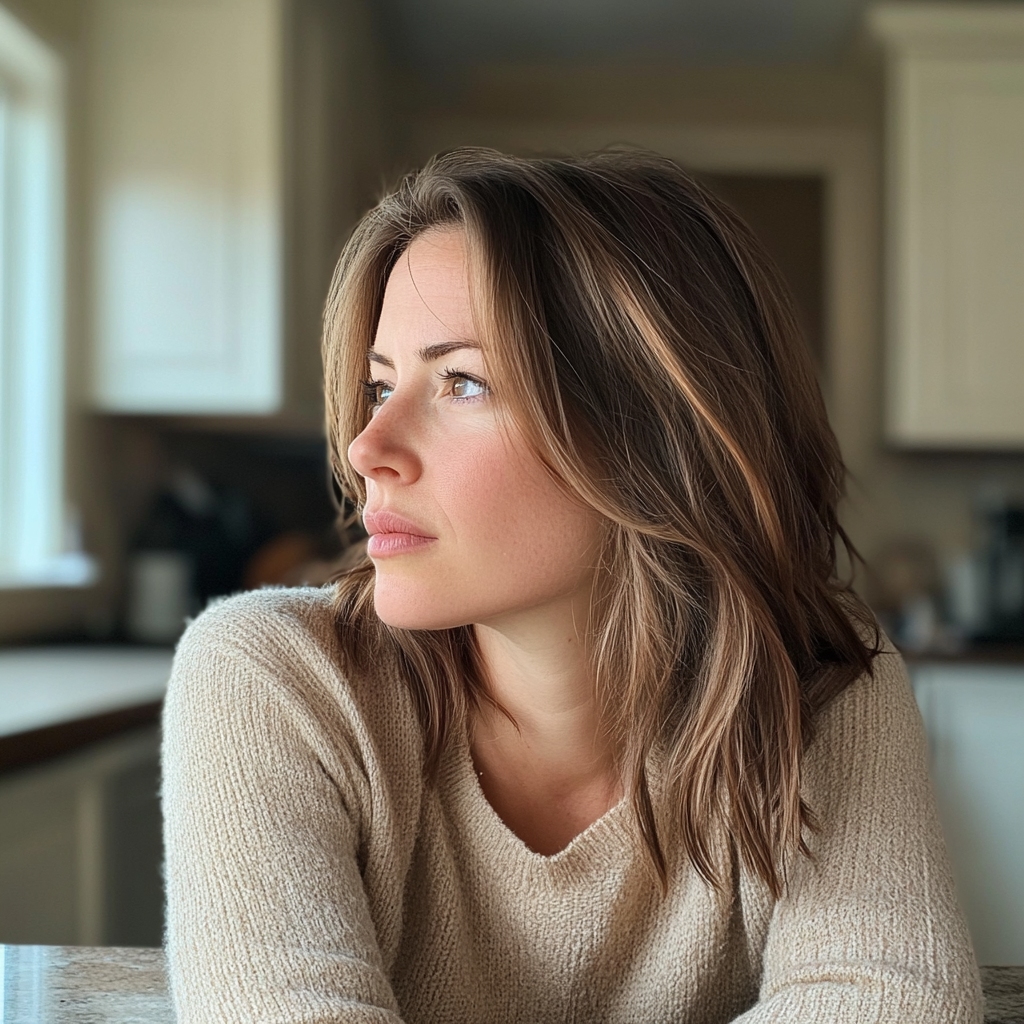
[347,398,422,485]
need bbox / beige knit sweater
[161,585,983,1023]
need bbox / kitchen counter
[903,644,1024,665]
[1,946,170,1023]
[0,945,1020,1022]
[0,647,173,772]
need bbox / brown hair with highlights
[322,147,879,897]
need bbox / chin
[371,577,472,632]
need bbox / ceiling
[375,0,874,72]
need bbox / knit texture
[162,585,984,1023]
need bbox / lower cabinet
[0,726,163,946]
[910,664,1024,966]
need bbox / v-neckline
[444,724,637,871]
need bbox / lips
[363,510,434,538]
[363,509,437,558]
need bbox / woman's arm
[734,640,984,1023]
[161,596,406,1024]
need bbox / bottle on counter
[125,468,253,644]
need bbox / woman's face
[347,228,602,632]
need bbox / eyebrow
[366,340,480,369]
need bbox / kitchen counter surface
[903,645,1024,665]
[0,647,172,772]
[0,945,1020,1022]
[1,946,170,1023]
[0,647,172,737]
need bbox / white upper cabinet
[88,0,283,414]
[870,5,1024,448]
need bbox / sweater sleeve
[733,640,984,1024]
[161,594,406,1024]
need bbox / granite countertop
[1,945,1021,1022]
[1,946,170,1023]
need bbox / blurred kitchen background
[1,0,1023,967]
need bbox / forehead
[373,229,477,351]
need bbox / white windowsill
[0,553,99,590]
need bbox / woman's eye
[441,369,489,402]
[451,376,486,399]
[360,379,394,407]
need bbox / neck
[469,590,618,797]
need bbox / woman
[162,148,983,1023]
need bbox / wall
[398,60,1024,592]
[2,0,80,40]
[283,0,395,423]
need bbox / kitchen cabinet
[869,5,1024,448]
[0,647,171,946]
[909,662,1024,965]
[87,0,386,420]
[0,726,162,946]
[89,0,282,414]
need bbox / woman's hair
[322,147,879,897]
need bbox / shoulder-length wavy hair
[323,147,878,897]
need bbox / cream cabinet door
[871,6,1024,447]
[0,758,82,944]
[0,727,162,946]
[910,663,1024,965]
[88,0,282,413]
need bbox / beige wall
[398,60,1024,591]
[2,0,81,40]
[407,63,881,129]
[284,0,396,422]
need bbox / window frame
[0,4,93,589]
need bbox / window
[0,4,92,587]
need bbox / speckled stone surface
[1,944,1021,1022]
[982,967,1024,1024]
[1,945,171,1023]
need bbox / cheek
[369,423,601,630]
[431,431,595,577]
